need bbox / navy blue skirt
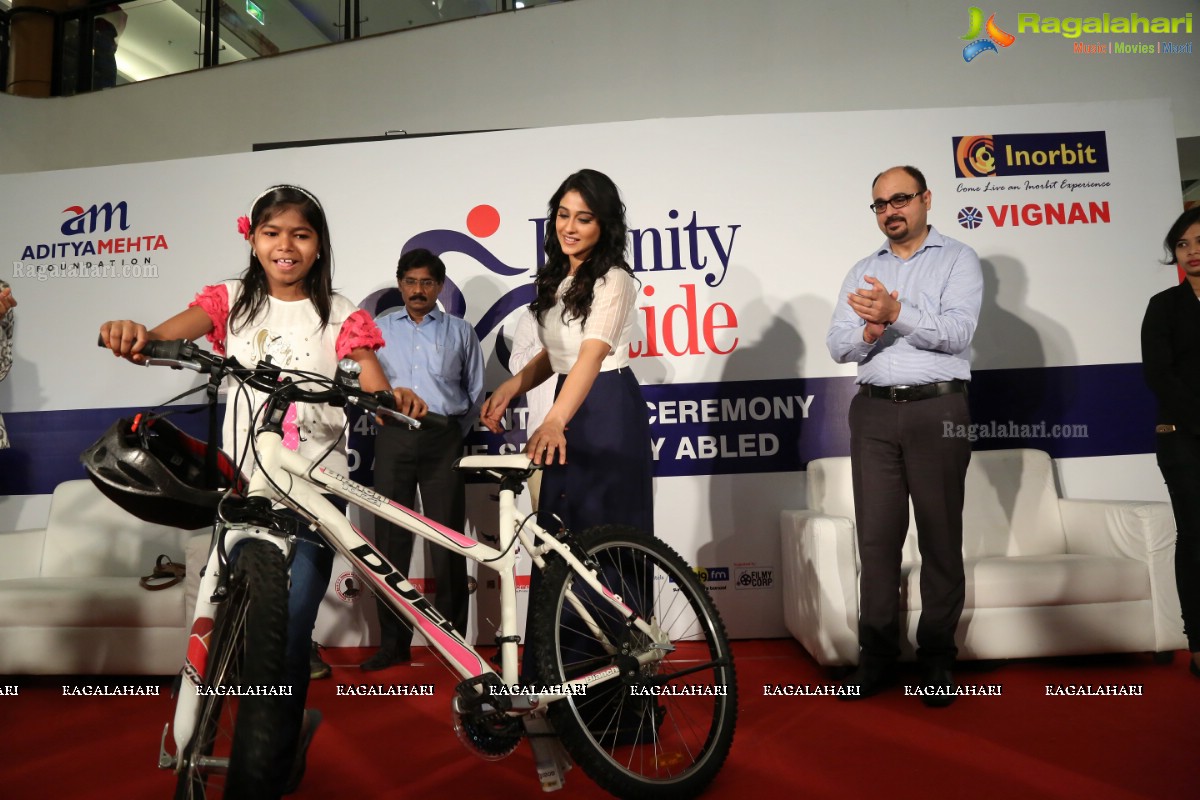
[537,366,654,537]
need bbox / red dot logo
[466,204,500,238]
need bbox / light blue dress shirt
[376,307,485,435]
[826,226,983,386]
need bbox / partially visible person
[507,307,555,509]
[92,5,128,89]
[361,248,484,672]
[1141,205,1200,679]
[100,184,426,795]
[0,281,15,451]
[826,165,982,707]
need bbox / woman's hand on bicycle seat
[526,418,567,466]
[100,320,151,364]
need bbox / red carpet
[1,640,1197,799]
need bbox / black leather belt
[858,379,967,403]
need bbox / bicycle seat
[454,454,539,479]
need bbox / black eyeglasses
[400,278,438,289]
[869,192,924,214]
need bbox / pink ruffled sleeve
[336,309,384,359]
[188,283,230,355]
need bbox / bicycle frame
[166,427,670,792]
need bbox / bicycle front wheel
[174,538,289,800]
[528,526,738,799]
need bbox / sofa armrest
[780,510,860,666]
[0,528,48,580]
[1060,498,1185,651]
[1059,499,1174,562]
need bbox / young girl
[100,184,425,794]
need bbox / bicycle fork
[158,525,291,774]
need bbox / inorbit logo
[960,7,1016,62]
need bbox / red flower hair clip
[237,215,251,240]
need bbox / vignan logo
[957,201,1111,229]
[960,7,1016,62]
[953,131,1109,178]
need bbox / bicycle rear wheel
[528,526,737,799]
[174,539,289,800]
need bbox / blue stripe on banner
[0,363,1156,496]
[0,404,217,497]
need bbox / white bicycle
[87,339,738,800]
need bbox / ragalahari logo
[961,7,1016,61]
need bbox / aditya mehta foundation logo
[960,7,1016,62]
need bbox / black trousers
[849,391,971,667]
[1156,429,1200,652]
[373,421,469,649]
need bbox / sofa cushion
[39,481,193,579]
[902,555,1151,610]
[0,578,185,628]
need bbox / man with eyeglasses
[361,247,485,671]
[826,165,983,707]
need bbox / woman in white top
[482,168,653,538]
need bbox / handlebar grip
[96,335,191,359]
[140,340,193,360]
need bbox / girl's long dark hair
[229,185,334,334]
[531,169,632,328]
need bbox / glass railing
[3,0,569,97]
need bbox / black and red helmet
[81,414,244,530]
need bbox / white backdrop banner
[0,99,1183,642]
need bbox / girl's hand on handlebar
[100,320,150,363]
[391,387,427,419]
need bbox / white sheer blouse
[539,268,637,374]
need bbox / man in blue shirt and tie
[826,165,983,706]
[361,248,485,671]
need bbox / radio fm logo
[953,131,1109,178]
[694,566,730,583]
[960,7,1016,62]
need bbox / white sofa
[781,449,1187,666]
[0,480,208,675]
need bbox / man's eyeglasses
[869,192,924,214]
[400,278,439,289]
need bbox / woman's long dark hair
[531,169,632,328]
[229,185,334,334]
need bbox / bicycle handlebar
[97,336,446,430]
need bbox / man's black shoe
[359,647,411,672]
[837,662,894,701]
[919,664,956,708]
